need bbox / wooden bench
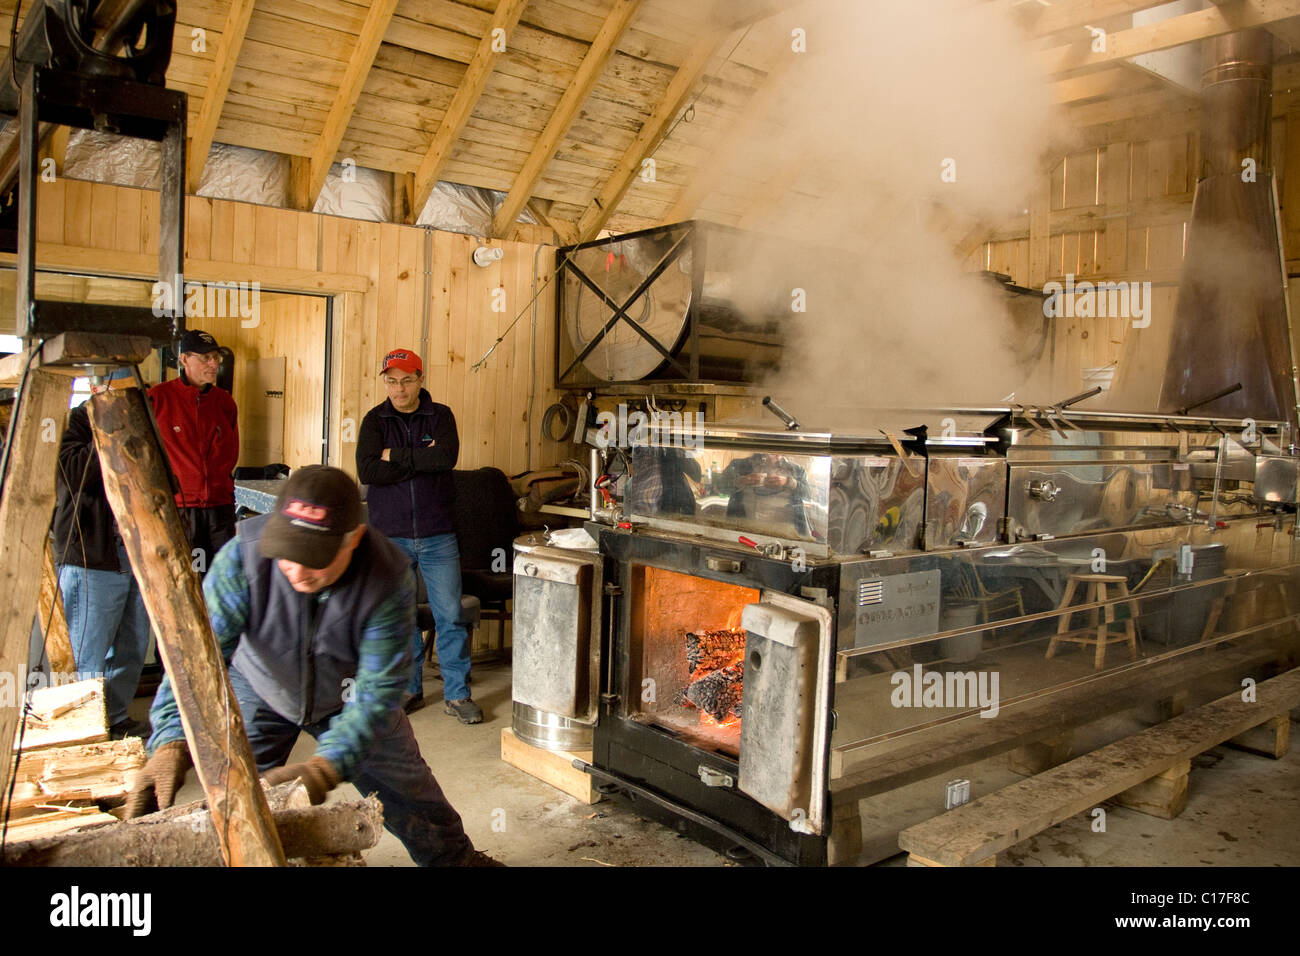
[896,667,1300,867]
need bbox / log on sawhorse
[2,785,384,866]
[0,333,285,867]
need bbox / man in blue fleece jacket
[124,466,495,866]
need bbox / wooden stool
[1200,570,1290,643]
[1045,573,1138,669]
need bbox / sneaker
[403,692,427,715]
[457,848,505,867]
[444,698,483,724]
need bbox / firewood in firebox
[685,628,745,675]
[683,661,744,722]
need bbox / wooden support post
[288,156,313,213]
[1227,714,1291,759]
[1114,759,1190,819]
[38,537,76,677]
[0,367,75,818]
[1139,688,1188,726]
[827,796,862,866]
[1007,732,1073,776]
[89,387,285,867]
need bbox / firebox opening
[629,566,761,756]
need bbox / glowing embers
[680,628,745,725]
[633,566,759,754]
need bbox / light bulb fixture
[473,245,504,267]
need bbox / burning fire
[699,710,741,730]
[681,626,746,728]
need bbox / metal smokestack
[1159,30,1300,432]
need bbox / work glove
[262,755,341,806]
[124,740,193,819]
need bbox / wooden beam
[38,126,70,176]
[89,387,285,867]
[1019,0,1177,38]
[306,0,401,207]
[1069,102,1201,150]
[1267,14,1300,50]
[38,538,76,677]
[524,197,577,245]
[1053,65,1146,103]
[393,171,415,223]
[662,53,799,225]
[1039,0,1300,76]
[575,29,730,242]
[491,0,644,238]
[288,155,312,213]
[409,0,531,224]
[187,0,256,193]
[0,246,372,295]
[0,368,74,819]
[1065,88,1192,128]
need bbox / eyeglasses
[383,376,419,388]
[186,352,222,365]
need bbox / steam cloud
[703,0,1065,415]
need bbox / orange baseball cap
[381,348,422,376]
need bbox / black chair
[451,467,518,656]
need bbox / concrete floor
[154,661,1300,867]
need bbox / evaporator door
[738,592,832,835]
[512,548,601,723]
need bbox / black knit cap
[259,466,363,569]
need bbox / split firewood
[685,628,745,675]
[5,736,145,817]
[15,678,108,752]
[683,661,745,722]
[2,793,384,866]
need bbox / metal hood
[1158,30,1300,432]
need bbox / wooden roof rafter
[406,0,532,225]
[489,0,644,239]
[187,0,257,193]
[660,50,800,224]
[574,28,731,242]
[302,0,402,210]
[1038,0,1300,76]
[1009,0,1178,39]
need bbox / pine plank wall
[7,178,565,480]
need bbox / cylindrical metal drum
[511,702,593,752]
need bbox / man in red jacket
[149,329,240,573]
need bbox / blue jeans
[58,541,152,726]
[227,665,472,866]
[389,534,470,701]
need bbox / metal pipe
[1178,382,1243,415]
[761,395,800,430]
[1053,386,1102,410]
